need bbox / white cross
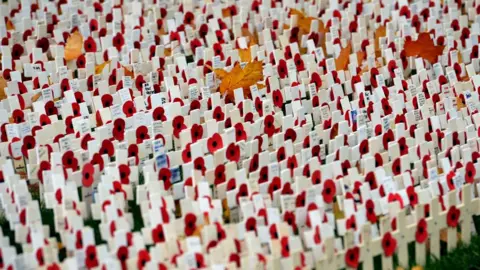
[414,204,427,265]
[426,196,445,258]
[393,209,415,268]
[360,223,379,270]
[459,184,480,244]
[379,216,394,270]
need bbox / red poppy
[85,245,99,268]
[84,36,97,52]
[190,124,203,143]
[37,161,51,184]
[137,250,151,270]
[382,232,397,257]
[293,53,305,71]
[172,115,187,138]
[277,59,288,79]
[152,224,165,243]
[36,248,45,266]
[234,123,247,142]
[269,224,279,239]
[280,236,290,257]
[11,109,24,124]
[112,32,125,51]
[99,139,114,157]
[194,157,206,175]
[465,161,476,183]
[209,165,225,187]
[406,186,418,207]
[345,247,360,268]
[322,179,336,203]
[62,151,78,170]
[82,163,95,187]
[264,114,276,137]
[44,100,58,116]
[284,128,297,142]
[212,106,225,122]
[182,143,192,163]
[226,143,240,162]
[21,135,36,159]
[287,155,298,176]
[80,133,93,150]
[117,246,129,269]
[248,154,259,173]
[184,213,197,236]
[122,101,136,117]
[118,164,130,184]
[12,43,24,59]
[112,118,125,141]
[346,215,357,230]
[267,177,281,198]
[392,158,401,175]
[101,94,113,108]
[241,216,256,233]
[136,125,150,144]
[365,199,377,223]
[416,218,428,244]
[447,205,460,228]
[272,89,284,108]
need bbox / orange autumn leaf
[357,51,366,66]
[241,27,258,46]
[289,9,328,34]
[95,61,111,75]
[335,43,352,71]
[238,48,251,62]
[6,19,14,31]
[0,76,6,101]
[123,66,134,77]
[404,33,445,64]
[214,60,263,100]
[64,31,83,61]
[222,7,232,17]
[374,26,386,52]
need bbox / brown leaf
[335,43,352,71]
[64,31,83,61]
[214,60,263,100]
[404,33,445,64]
[95,61,110,75]
[0,76,6,101]
[238,48,251,63]
[123,66,134,78]
[374,26,386,52]
[6,19,15,31]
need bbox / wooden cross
[446,191,459,252]
[426,197,444,258]
[379,216,393,270]
[394,209,415,268]
[459,184,480,244]
[414,204,427,265]
[360,223,379,270]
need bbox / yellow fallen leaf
[95,61,110,75]
[0,76,6,101]
[411,266,424,270]
[238,48,251,62]
[241,27,258,46]
[6,19,15,31]
[374,26,386,53]
[123,66,134,78]
[290,8,315,34]
[214,60,263,101]
[64,31,83,61]
[31,92,42,102]
[335,43,352,71]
